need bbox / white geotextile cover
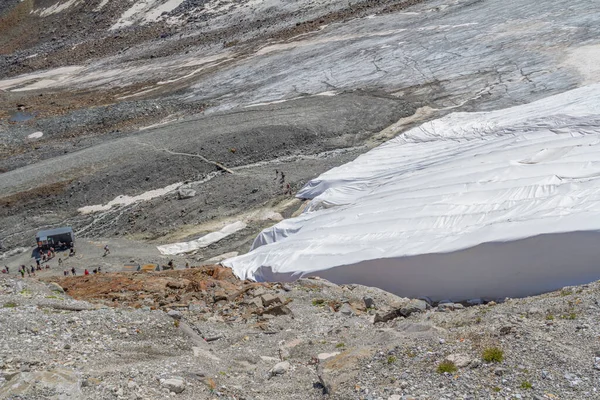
[157,221,246,255]
[223,84,600,301]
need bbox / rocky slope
[2,270,600,399]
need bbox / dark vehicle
[36,227,74,250]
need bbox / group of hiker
[62,266,101,276]
[0,240,107,279]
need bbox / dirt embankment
[46,266,260,309]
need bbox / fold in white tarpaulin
[157,221,246,255]
[223,84,600,301]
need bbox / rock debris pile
[1,268,599,399]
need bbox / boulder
[261,293,281,307]
[400,299,428,316]
[445,353,472,368]
[0,368,82,398]
[161,378,186,393]
[177,186,196,200]
[317,348,374,395]
[270,361,291,376]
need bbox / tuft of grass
[335,342,345,348]
[561,312,577,320]
[3,302,17,308]
[173,319,180,328]
[387,356,397,364]
[437,360,457,374]
[482,347,504,363]
[520,381,532,389]
[312,298,326,307]
[545,314,554,320]
[492,387,501,392]
[560,289,573,296]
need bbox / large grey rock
[48,282,65,294]
[445,353,472,368]
[261,293,281,307]
[161,378,186,393]
[338,303,355,316]
[400,299,428,316]
[317,348,374,395]
[177,186,196,199]
[270,361,291,376]
[0,368,82,399]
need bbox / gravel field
[2,271,600,399]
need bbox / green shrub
[387,356,397,364]
[3,302,17,308]
[335,342,345,348]
[437,360,457,374]
[482,347,504,363]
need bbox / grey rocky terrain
[1,0,600,398]
[2,271,600,399]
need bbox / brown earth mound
[45,266,271,310]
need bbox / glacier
[223,84,600,301]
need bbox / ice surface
[223,84,600,301]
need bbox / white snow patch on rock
[27,132,43,139]
[110,0,186,30]
[563,44,600,85]
[94,0,110,11]
[35,0,81,17]
[224,84,600,301]
[78,182,182,214]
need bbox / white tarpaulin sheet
[223,84,600,301]
[157,221,246,255]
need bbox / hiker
[58,258,63,267]
[5,266,8,274]
[71,267,76,276]
[84,269,89,275]
[185,262,189,269]
[63,270,67,276]
[279,171,285,185]
[93,269,97,274]
[97,266,101,273]
[103,245,110,256]
[167,260,174,270]
[30,265,35,277]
